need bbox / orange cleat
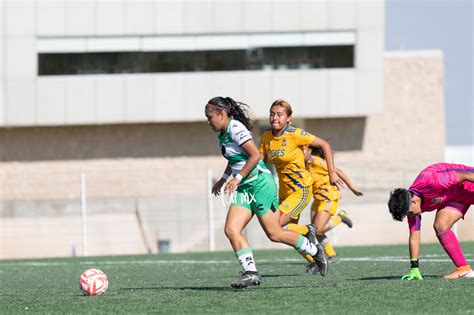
[443,266,474,279]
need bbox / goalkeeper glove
[401,268,423,280]
[401,259,422,280]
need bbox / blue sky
[385,0,473,146]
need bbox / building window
[38,45,354,76]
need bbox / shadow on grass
[355,274,439,281]
[118,285,306,292]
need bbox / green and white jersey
[218,118,270,185]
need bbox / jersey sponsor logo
[270,149,285,157]
[300,130,308,136]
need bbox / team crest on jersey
[431,197,443,204]
[282,138,287,146]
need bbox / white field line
[1,254,472,267]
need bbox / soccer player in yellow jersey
[259,99,344,275]
[305,146,363,264]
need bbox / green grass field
[1,242,473,314]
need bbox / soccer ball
[79,269,108,296]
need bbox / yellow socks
[324,216,342,233]
[287,223,309,235]
[325,242,337,257]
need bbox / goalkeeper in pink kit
[388,163,474,279]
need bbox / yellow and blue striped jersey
[259,125,314,193]
[306,155,340,201]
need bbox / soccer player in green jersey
[205,96,328,288]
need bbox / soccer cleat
[230,271,262,288]
[338,210,353,228]
[313,243,329,276]
[327,255,340,264]
[303,262,320,276]
[443,266,474,279]
[305,224,317,245]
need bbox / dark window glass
[38,45,354,76]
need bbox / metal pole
[207,169,215,252]
[80,173,88,256]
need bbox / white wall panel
[96,77,126,123]
[5,79,36,125]
[182,74,213,121]
[0,1,4,36]
[154,0,184,34]
[300,0,328,31]
[5,38,36,78]
[65,79,96,124]
[328,70,356,116]
[299,70,329,117]
[242,72,273,119]
[357,0,384,30]
[154,74,184,121]
[37,1,66,36]
[209,73,243,102]
[272,1,300,32]
[96,1,126,35]
[5,1,35,36]
[125,1,155,35]
[37,79,66,125]
[0,80,4,125]
[358,71,384,114]
[125,77,155,121]
[0,36,4,79]
[65,1,95,36]
[183,1,213,33]
[356,30,384,71]
[243,1,272,32]
[271,72,301,109]
[328,1,355,30]
[213,1,243,33]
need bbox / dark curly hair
[310,147,324,159]
[388,188,412,221]
[206,96,253,131]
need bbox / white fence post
[207,169,215,252]
[80,173,88,256]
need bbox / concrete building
[0,1,459,259]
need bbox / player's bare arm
[408,229,421,260]
[310,136,344,189]
[336,168,363,196]
[457,171,474,183]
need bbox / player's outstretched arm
[402,230,423,280]
[336,168,363,196]
[310,136,344,189]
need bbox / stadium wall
[1,52,468,260]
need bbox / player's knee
[433,221,450,233]
[224,226,239,240]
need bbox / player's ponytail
[206,96,253,131]
[225,97,253,131]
